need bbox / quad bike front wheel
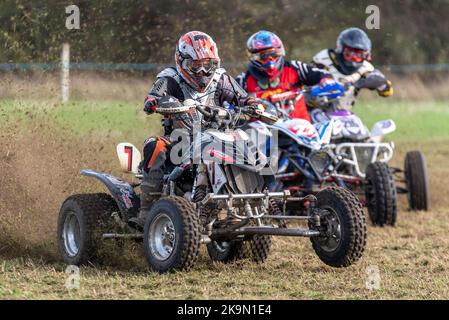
[143,196,201,273]
[57,193,118,265]
[365,162,397,226]
[405,151,430,211]
[310,187,367,268]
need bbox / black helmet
[335,28,372,73]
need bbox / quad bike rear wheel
[206,200,279,264]
[207,235,272,264]
[405,151,430,211]
[310,187,367,267]
[143,196,201,273]
[57,193,118,265]
[207,199,282,263]
[365,162,397,226]
[207,240,245,262]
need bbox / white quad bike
[57,97,367,273]
[310,93,430,227]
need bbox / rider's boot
[129,168,164,230]
[129,137,168,230]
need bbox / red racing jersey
[237,60,331,121]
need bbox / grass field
[1,98,449,299]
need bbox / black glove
[354,70,388,90]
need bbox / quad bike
[248,85,346,197]
[57,97,367,273]
[307,85,430,227]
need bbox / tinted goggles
[250,48,284,63]
[342,46,370,63]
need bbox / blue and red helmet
[246,31,285,80]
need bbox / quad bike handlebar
[257,82,346,119]
[155,96,278,129]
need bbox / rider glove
[143,96,158,114]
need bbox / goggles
[342,46,370,63]
[182,58,219,74]
[250,48,284,63]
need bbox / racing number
[124,146,133,172]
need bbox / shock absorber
[244,200,254,218]
[196,163,208,186]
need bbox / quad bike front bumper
[334,142,394,178]
[199,191,322,240]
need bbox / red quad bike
[57,97,367,273]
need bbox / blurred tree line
[0,0,448,65]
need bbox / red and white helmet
[175,31,221,92]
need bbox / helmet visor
[182,58,219,74]
[342,46,370,63]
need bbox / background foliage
[1,0,448,65]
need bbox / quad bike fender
[370,119,396,140]
[80,169,140,221]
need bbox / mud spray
[0,113,122,261]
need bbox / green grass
[0,99,161,147]
[355,100,449,142]
[50,101,158,136]
[2,98,448,143]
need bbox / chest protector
[313,49,374,110]
[244,65,309,121]
[156,67,226,131]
